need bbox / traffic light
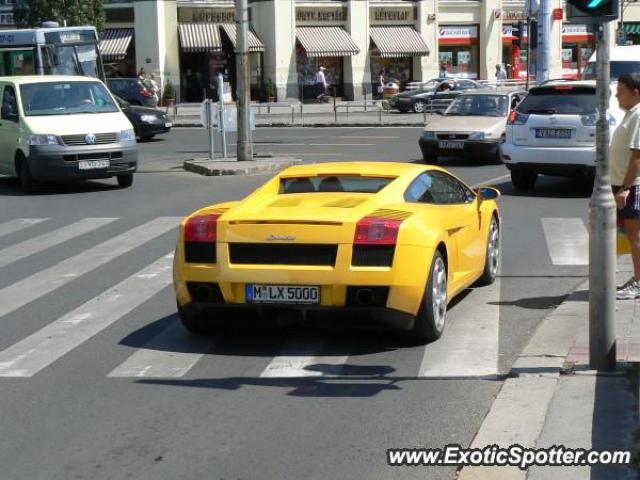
[516,21,525,49]
[566,0,619,24]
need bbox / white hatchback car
[502,82,599,190]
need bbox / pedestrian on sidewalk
[315,66,328,102]
[439,64,449,79]
[377,70,385,100]
[495,64,507,87]
[611,73,640,299]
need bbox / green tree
[14,0,105,33]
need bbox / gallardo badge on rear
[266,235,296,241]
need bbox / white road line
[541,217,588,265]
[418,277,501,378]
[0,218,48,239]
[0,218,117,269]
[0,253,174,377]
[339,136,399,139]
[254,143,375,146]
[260,337,351,378]
[0,217,180,319]
[108,321,212,378]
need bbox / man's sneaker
[616,280,640,300]
[617,276,636,291]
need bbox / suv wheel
[511,167,538,190]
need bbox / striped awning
[99,28,133,63]
[370,26,430,58]
[178,23,222,53]
[220,24,265,52]
[296,27,360,57]
[622,23,640,35]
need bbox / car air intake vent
[323,198,366,208]
[436,133,469,140]
[185,242,216,263]
[269,198,302,207]
[352,245,395,267]
[229,243,337,266]
[61,133,118,146]
[369,209,413,221]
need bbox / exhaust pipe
[195,284,213,302]
[355,288,375,306]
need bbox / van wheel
[511,167,537,190]
[18,157,38,193]
[117,174,133,188]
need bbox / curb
[183,157,301,176]
[172,122,426,128]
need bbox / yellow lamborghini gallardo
[173,162,500,343]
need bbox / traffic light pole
[589,21,617,370]
[236,0,253,161]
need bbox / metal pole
[236,0,252,161]
[206,100,214,160]
[589,22,617,371]
[536,0,551,84]
[218,73,227,159]
[526,12,531,90]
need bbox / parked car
[0,75,137,191]
[502,81,600,190]
[173,162,501,343]
[389,78,483,113]
[114,95,172,141]
[419,90,526,164]
[107,78,158,107]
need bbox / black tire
[117,174,134,188]
[476,216,500,286]
[493,139,505,165]
[412,251,448,343]
[511,167,538,190]
[141,135,155,142]
[18,156,38,193]
[177,302,209,335]
[413,100,427,113]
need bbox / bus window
[41,44,99,79]
[0,49,35,76]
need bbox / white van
[0,76,137,191]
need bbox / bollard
[291,105,295,125]
[333,86,337,124]
[300,103,304,126]
[346,103,349,119]
[364,88,367,112]
[378,104,382,125]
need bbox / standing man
[611,73,640,299]
[315,66,327,101]
[495,64,507,86]
[439,64,449,78]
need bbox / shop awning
[296,27,359,57]
[99,28,134,63]
[369,26,430,58]
[220,24,265,52]
[622,23,640,35]
[178,23,222,53]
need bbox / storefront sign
[438,25,479,45]
[295,7,347,24]
[503,10,527,21]
[562,24,594,42]
[369,7,415,25]
[0,12,14,26]
[502,24,528,40]
[178,8,236,24]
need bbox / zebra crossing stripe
[0,218,117,268]
[0,218,48,239]
[541,217,588,266]
[107,321,212,378]
[0,253,174,377]
[0,217,180,320]
[260,337,351,378]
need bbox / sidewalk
[458,255,639,479]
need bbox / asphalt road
[0,127,590,480]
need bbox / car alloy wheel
[413,100,427,113]
[431,255,447,332]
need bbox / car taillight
[140,87,152,97]
[507,110,529,125]
[184,214,220,242]
[354,217,402,245]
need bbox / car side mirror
[476,187,501,201]
[1,105,18,122]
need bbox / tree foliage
[14,0,105,33]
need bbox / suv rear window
[516,87,596,115]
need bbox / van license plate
[78,160,110,170]
[438,140,464,149]
[246,284,320,305]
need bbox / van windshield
[19,81,118,116]
[582,61,640,81]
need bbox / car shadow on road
[492,178,592,199]
[0,177,121,196]
[488,294,572,310]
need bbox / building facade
[2,0,640,102]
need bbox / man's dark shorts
[613,185,640,220]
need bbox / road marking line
[108,321,212,378]
[0,218,48,239]
[0,253,174,377]
[260,337,351,378]
[0,218,117,269]
[541,217,588,266]
[339,136,399,139]
[0,217,180,320]
[252,143,376,146]
[418,276,501,378]
[471,173,510,188]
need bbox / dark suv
[107,78,158,107]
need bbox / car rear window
[516,87,596,115]
[279,175,394,194]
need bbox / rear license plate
[246,284,320,304]
[78,159,109,170]
[438,140,464,149]
[535,128,571,139]
[165,122,172,128]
